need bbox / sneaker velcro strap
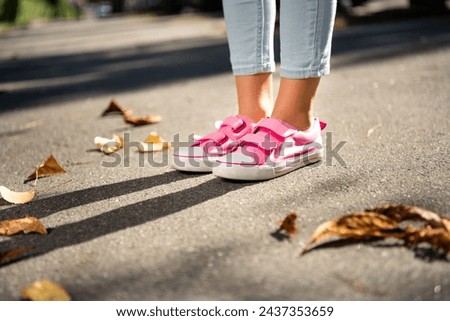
[254,118,297,138]
[200,131,227,145]
[221,115,246,133]
[240,132,282,151]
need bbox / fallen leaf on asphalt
[0,216,47,236]
[304,213,398,245]
[138,132,171,152]
[301,205,450,255]
[94,134,124,154]
[102,99,161,126]
[0,186,35,204]
[102,99,126,115]
[271,212,298,241]
[22,280,71,301]
[25,154,66,183]
[371,204,450,231]
[123,109,161,126]
[279,212,298,238]
[0,246,33,264]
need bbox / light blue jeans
[222,0,337,78]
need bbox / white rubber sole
[213,150,323,181]
[171,155,215,173]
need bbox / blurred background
[1,0,449,26]
[1,0,449,111]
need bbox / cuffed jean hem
[232,63,276,76]
[280,64,330,79]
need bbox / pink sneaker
[171,115,254,172]
[213,117,326,180]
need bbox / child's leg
[272,0,337,131]
[235,73,273,122]
[272,77,320,131]
[222,0,276,122]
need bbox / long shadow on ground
[0,171,253,267]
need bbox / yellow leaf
[22,280,71,301]
[0,186,35,204]
[144,132,164,144]
[0,216,47,236]
[138,132,171,153]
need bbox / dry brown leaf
[0,246,33,264]
[402,226,450,254]
[25,154,66,183]
[305,213,398,247]
[138,132,171,152]
[278,212,298,238]
[123,109,161,126]
[0,216,47,236]
[301,205,450,255]
[102,99,127,115]
[102,99,161,126]
[94,134,124,154]
[371,204,450,231]
[0,186,35,204]
[22,280,71,301]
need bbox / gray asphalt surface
[0,6,449,300]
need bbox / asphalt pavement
[0,6,449,300]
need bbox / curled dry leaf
[278,212,298,238]
[123,109,161,126]
[304,213,399,247]
[25,154,66,183]
[301,205,450,255]
[22,280,71,301]
[371,204,450,231]
[0,216,47,236]
[0,186,35,204]
[102,99,161,126]
[271,212,298,241]
[95,134,124,154]
[138,132,171,152]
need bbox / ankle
[290,117,313,131]
[239,108,268,123]
[270,112,313,131]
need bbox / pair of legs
[172,1,336,179]
[222,0,337,130]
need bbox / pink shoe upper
[190,115,254,156]
[220,117,327,166]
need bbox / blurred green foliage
[0,0,80,27]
